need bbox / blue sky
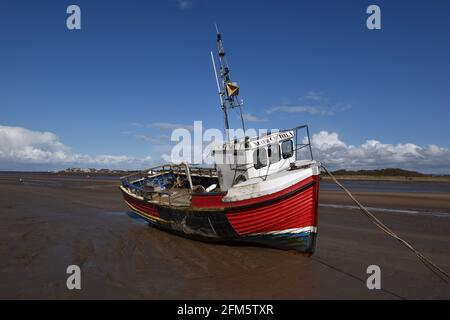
[1,0,450,172]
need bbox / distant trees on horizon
[332,168,427,177]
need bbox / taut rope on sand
[321,164,450,285]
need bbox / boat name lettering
[252,132,293,148]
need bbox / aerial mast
[210,25,246,140]
[210,51,230,139]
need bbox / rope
[320,164,450,285]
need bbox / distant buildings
[60,168,130,175]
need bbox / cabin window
[253,148,268,169]
[282,140,294,159]
[268,144,281,163]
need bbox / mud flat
[0,173,449,299]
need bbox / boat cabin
[213,130,298,191]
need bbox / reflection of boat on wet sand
[120,30,320,253]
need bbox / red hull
[191,175,319,236]
[226,176,319,235]
[121,174,319,252]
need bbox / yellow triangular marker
[226,82,239,97]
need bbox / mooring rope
[320,164,450,285]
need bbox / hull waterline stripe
[125,200,168,223]
[247,226,317,236]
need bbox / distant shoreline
[2,171,450,183]
[321,175,450,182]
[320,168,450,182]
[0,171,136,178]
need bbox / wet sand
[0,173,449,299]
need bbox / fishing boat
[120,30,320,253]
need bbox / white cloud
[150,122,194,131]
[2,125,449,173]
[128,121,194,131]
[267,92,352,116]
[310,131,346,150]
[308,131,450,174]
[241,113,268,122]
[161,153,172,163]
[304,91,323,101]
[267,105,334,115]
[0,125,153,170]
[267,104,352,116]
[134,134,170,144]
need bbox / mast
[210,25,246,141]
[210,51,230,139]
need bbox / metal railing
[280,124,314,161]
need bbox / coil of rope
[320,163,450,285]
